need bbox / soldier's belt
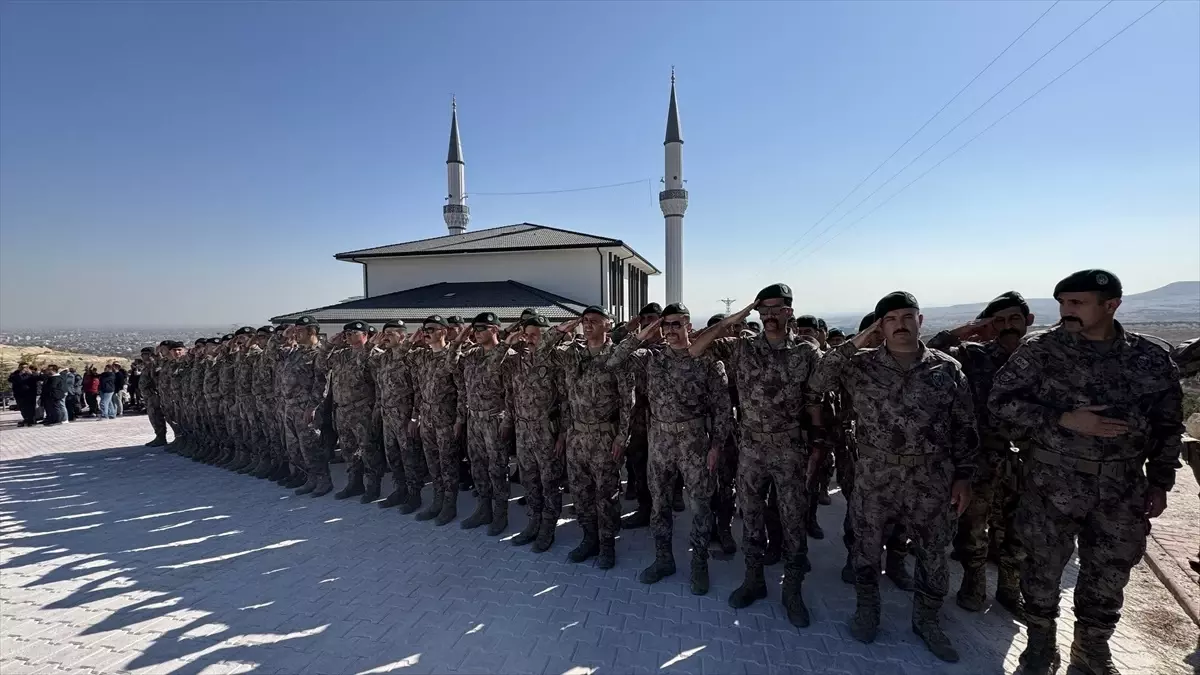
[859,445,937,467]
[650,417,706,434]
[1029,447,1140,479]
[467,408,504,421]
[573,420,615,433]
[741,424,802,444]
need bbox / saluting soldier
[280,316,333,496]
[372,320,424,513]
[320,320,385,503]
[410,315,465,525]
[139,346,168,448]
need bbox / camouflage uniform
[236,349,260,468]
[812,341,978,644]
[319,344,382,482]
[253,337,286,471]
[927,330,1024,609]
[410,346,464,518]
[218,350,243,461]
[607,336,732,585]
[141,356,166,439]
[989,323,1182,667]
[448,343,515,528]
[503,340,565,544]
[542,330,633,562]
[370,343,423,500]
[279,343,329,480]
[704,333,821,612]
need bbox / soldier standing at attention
[372,321,423,512]
[250,326,285,479]
[232,329,262,474]
[811,292,977,663]
[139,347,168,448]
[989,270,1183,675]
[793,314,831,541]
[321,321,384,503]
[410,316,465,525]
[541,307,633,569]
[701,313,740,557]
[608,303,732,595]
[448,312,516,535]
[927,291,1033,617]
[218,329,252,470]
[281,316,333,496]
[201,337,227,465]
[611,302,662,525]
[689,284,824,626]
[502,314,565,552]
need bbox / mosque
[272,75,688,329]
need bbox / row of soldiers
[139,268,1187,675]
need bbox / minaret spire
[443,96,469,235]
[659,68,687,305]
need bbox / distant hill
[823,281,1200,333]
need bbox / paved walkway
[1,415,1195,675]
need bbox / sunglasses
[661,320,686,330]
[421,326,441,333]
[471,325,492,332]
[757,306,791,317]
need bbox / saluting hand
[636,318,663,342]
[850,320,882,349]
[557,318,582,335]
[950,479,971,516]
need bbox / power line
[788,0,1167,267]
[781,0,1115,266]
[471,178,651,197]
[771,0,1062,263]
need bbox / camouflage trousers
[381,406,424,493]
[1016,460,1147,645]
[419,418,458,498]
[466,413,509,505]
[839,435,910,557]
[206,398,226,449]
[515,417,564,527]
[566,426,621,541]
[282,402,326,477]
[712,431,738,535]
[739,430,810,577]
[954,449,1022,573]
[223,399,242,451]
[336,401,385,477]
[625,411,651,511]
[255,400,283,463]
[144,392,167,438]
[648,421,715,560]
[850,453,953,611]
[238,400,262,458]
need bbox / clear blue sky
[2,0,1197,328]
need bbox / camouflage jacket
[927,331,1019,456]
[607,336,733,442]
[218,351,241,399]
[140,358,158,395]
[202,355,222,402]
[811,340,979,480]
[502,342,562,424]
[540,331,634,438]
[183,357,202,403]
[251,341,284,402]
[448,343,513,418]
[988,322,1183,491]
[318,344,375,409]
[278,343,327,411]
[237,349,256,405]
[369,345,416,414]
[704,333,821,434]
[410,346,463,427]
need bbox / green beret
[794,314,819,330]
[755,283,793,306]
[1053,269,1122,300]
[447,315,464,325]
[639,302,662,316]
[858,312,875,332]
[582,306,610,319]
[295,315,318,328]
[234,326,255,337]
[383,320,405,330]
[979,291,1029,319]
[874,291,919,319]
[423,315,449,328]
[472,311,501,327]
[343,321,367,332]
[707,313,727,328]
[662,303,689,318]
[520,308,538,319]
[522,315,551,329]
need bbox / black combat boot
[841,554,855,584]
[379,479,408,509]
[416,488,443,522]
[1017,620,1061,675]
[250,456,273,479]
[486,499,508,536]
[269,462,291,483]
[728,564,768,609]
[312,474,332,496]
[1069,625,1120,675]
[398,488,422,515]
[335,469,365,500]
[236,454,258,474]
[817,487,831,506]
[781,571,810,628]
[885,549,915,591]
[568,531,599,563]
[850,575,880,644]
[294,474,318,496]
[690,553,709,595]
[806,508,825,540]
[621,507,650,529]
[716,524,737,556]
[639,540,676,584]
[672,480,685,512]
[434,495,457,526]
[460,499,492,530]
[911,596,958,663]
[531,518,556,554]
[956,564,987,612]
[763,543,782,567]
[360,473,381,504]
[512,518,540,546]
[596,538,616,569]
[146,435,168,448]
[995,565,1024,619]
[283,468,307,489]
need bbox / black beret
[858,312,876,332]
[343,321,367,332]
[1053,269,1122,299]
[172,340,187,349]
[275,318,295,327]
[639,302,662,316]
[662,303,689,318]
[295,315,318,327]
[817,318,827,331]
[520,308,538,319]
[472,311,501,327]
[874,291,920,319]
[234,326,255,337]
[979,291,1030,319]
[828,328,845,338]
[582,306,610,319]
[257,325,275,334]
[447,315,464,325]
[522,315,551,329]
[211,337,224,345]
[794,314,819,330]
[423,315,449,328]
[194,338,206,346]
[755,283,794,306]
[159,340,171,347]
[383,320,405,330]
[707,313,727,328]
[222,334,235,341]
[367,325,377,335]
[141,347,154,354]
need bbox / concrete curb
[1144,533,1200,627]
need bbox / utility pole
[720,298,736,314]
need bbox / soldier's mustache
[1062,317,1081,324]
[998,328,1020,338]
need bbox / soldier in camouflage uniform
[218,328,254,470]
[248,326,284,479]
[371,320,424,513]
[319,320,384,503]
[541,306,634,569]
[989,270,1183,675]
[502,314,565,552]
[447,312,516,535]
[793,315,831,541]
[928,290,1032,616]
[611,302,663,527]
[701,313,740,557]
[690,285,823,625]
[812,292,978,663]
[607,303,732,595]
[139,347,168,448]
[232,329,262,473]
[410,315,465,525]
[281,316,333,496]
[177,340,205,459]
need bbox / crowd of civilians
[6,360,144,427]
